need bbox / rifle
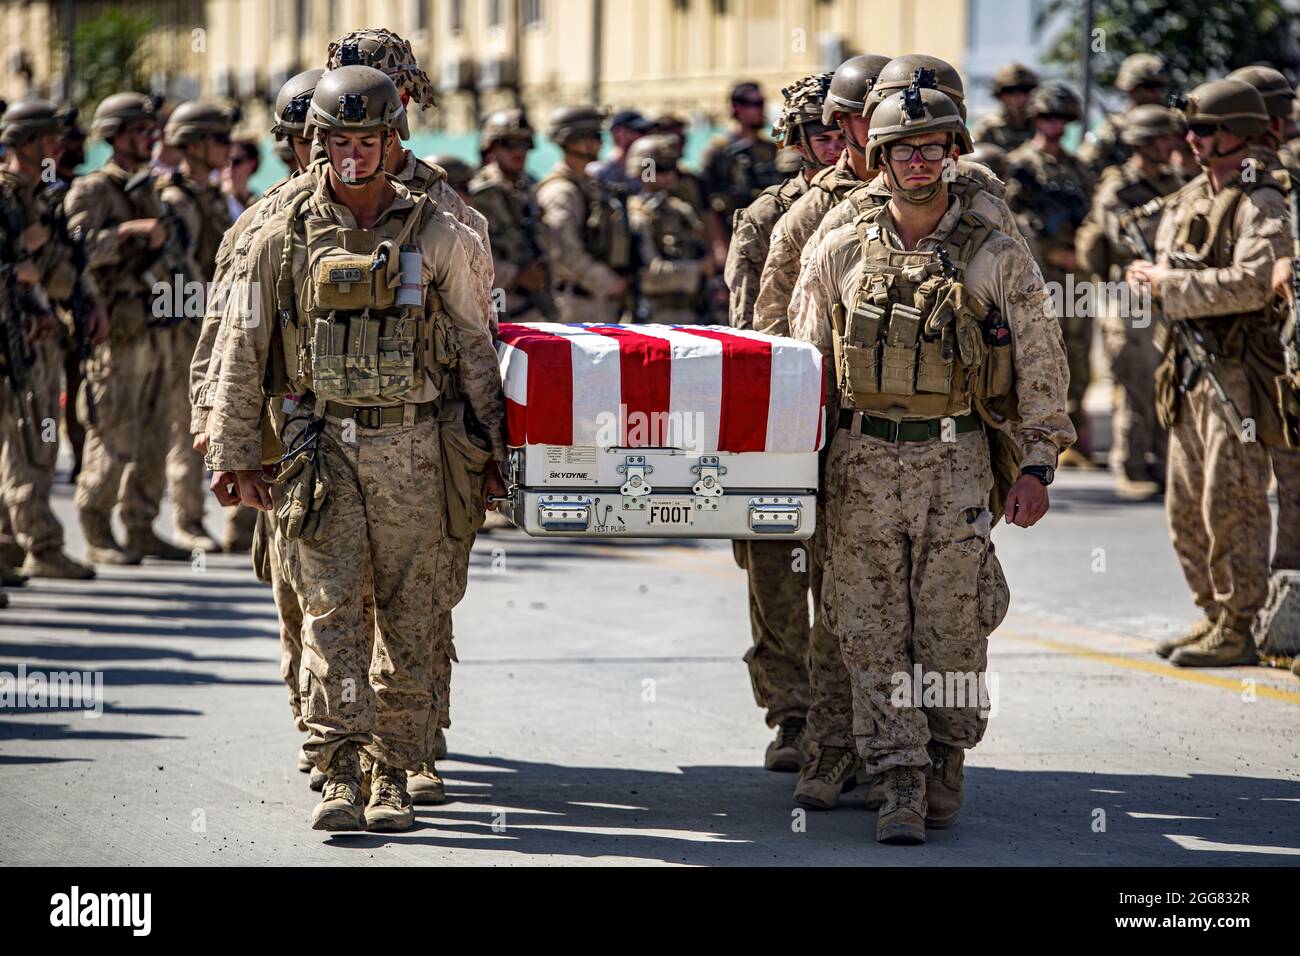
[516,189,559,322]
[40,180,97,426]
[123,170,193,327]
[0,206,42,462]
[1287,189,1300,377]
[1010,164,1089,242]
[1120,204,1249,441]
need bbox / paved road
[1,464,1297,866]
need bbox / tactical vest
[158,173,229,278]
[732,175,804,235]
[833,203,1013,420]
[541,167,631,271]
[274,190,451,404]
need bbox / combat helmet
[546,106,605,146]
[992,62,1039,95]
[1226,65,1295,119]
[821,54,892,125]
[0,98,64,146]
[480,108,535,152]
[273,68,325,137]
[1116,54,1169,93]
[1120,104,1184,145]
[968,141,1009,180]
[624,133,680,179]
[426,154,474,193]
[90,92,158,140]
[867,55,967,120]
[307,65,409,139]
[867,86,971,203]
[326,27,438,110]
[164,101,237,147]
[1028,81,1082,121]
[773,72,834,149]
[1180,78,1269,138]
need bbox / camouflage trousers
[1102,319,1165,483]
[735,539,810,727]
[1166,362,1272,621]
[820,426,1009,773]
[74,332,164,524]
[291,413,447,773]
[1269,446,1300,572]
[1061,312,1093,451]
[265,511,307,733]
[119,321,206,534]
[806,511,854,749]
[1,339,65,557]
[554,290,622,325]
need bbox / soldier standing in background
[588,109,653,196]
[145,102,235,555]
[1007,82,1096,467]
[971,62,1039,152]
[648,110,708,215]
[1074,104,1184,499]
[537,107,630,324]
[427,154,474,202]
[1127,79,1288,667]
[56,108,90,482]
[0,100,105,581]
[700,82,781,280]
[625,134,712,324]
[1078,54,1171,177]
[469,109,556,323]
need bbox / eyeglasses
[887,142,949,162]
[1187,122,1221,138]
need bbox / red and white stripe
[496,323,825,453]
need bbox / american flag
[496,323,825,453]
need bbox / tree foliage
[66,9,157,114]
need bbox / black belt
[837,409,980,443]
[321,400,436,429]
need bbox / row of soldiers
[720,51,1300,845]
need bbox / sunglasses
[1037,113,1072,123]
[735,98,765,108]
[1187,122,1221,138]
[211,133,232,145]
[496,138,533,151]
[887,142,949,162]
[1001,85,1034,96]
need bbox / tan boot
[433,727,448,761]
[123,527,190,562]
[1058,447,1099,470]
[1115,475,1161,501]
[21,549,96,581]
[79,512,141,566]
[366,762,415,831]
[875,766,927,845]
[311,745,366,831]
[764,717,809,772]
[863,772,886,810]
[1155,615,1216,659]
[924,742,965,829]
[1170,613,1260,668]
[407,763,447,806]
[793,745,859,810]
[174,523,221,553]
[0,563,27,587]
[0,540,24,568]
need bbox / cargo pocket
[438,399,492,543]
[978,545,1011,637]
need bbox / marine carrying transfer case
[495,323,825,539]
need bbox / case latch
[749,496,802,534]
[618,455,652,510]
[691,455,726,511]
[537,495,593,532]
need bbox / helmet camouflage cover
[992,62,1039,94]
[821,54,892,126]
[773,72,833,147]
[867,55,967,120]
[480,108,536,151]
[326,26,438,111]
[1180,78,1269,139]
[0,98,64,146]
[274,68,325,137]
[307,65,409,139]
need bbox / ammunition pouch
[250,510,273,584]
[437,398,492,543]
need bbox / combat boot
[863,772,885,810]
[433,727,448,761]
[924,742,965,829]
[298,746,328,790]
[174,523,221,553]
[407,763,447,805]
[0,563,26,587]
[765,716,809,772]
[366,762,416,831]
[1155,615,1216,658]
[79,512,141,566]
[875,766,927,845]
[1115,476,1161,501]
[297,746,312,773]
[0,540,24,568]
[1291,657,1300,677]
[21,549,96,581]
[0,588,7,608]
[1170,612,1259,668]
[1058,447,1099,470]
[311,744,366,831]
[123,526,191,562]
[794,744,860,809]
[223,520,254,553]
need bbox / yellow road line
[1001,631,1300,705]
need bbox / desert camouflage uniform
[468,161,554,322]
[1077,113,1131,178]
[725,173,807,330]
[205,175,505,773]
[629,190,710,324]
[970,110,1035,152]
[700,132,782,243]
[792,198,1073,772]
[1006,144,1095,446]
[1075,157,1182,484]
[538,163,629,324]
[1153,161,1289,624]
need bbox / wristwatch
[1021,465,1055,486]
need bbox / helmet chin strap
[1207,131,1247,162]
[332,128,393,186]
[882,156,945,205]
